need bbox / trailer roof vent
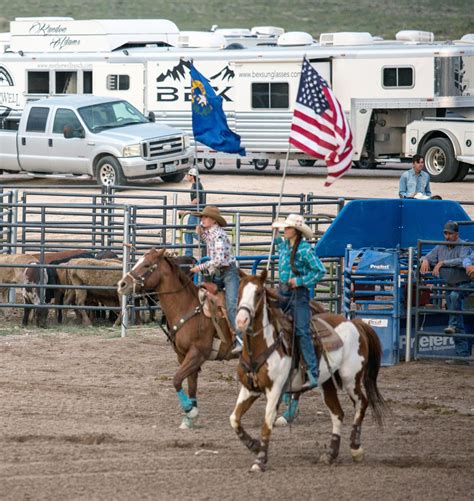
[319,32,373,46]
[277,31,314,46]
[251,26,284,38]
[177,31,227,49]
[395,30,434,42]
[460,33,474,43]
[215,28,252,37]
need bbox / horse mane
[163,256,196,290]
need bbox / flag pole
[266,143,291,272]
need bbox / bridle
[124,256,196,297]
[237,284,267,337]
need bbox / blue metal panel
[316,199,473,258]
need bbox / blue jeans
[213,263,239,330]
[447,281,474,357]
[184,215,200,257]
[279,286,319,379]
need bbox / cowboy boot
[298,335,319,390]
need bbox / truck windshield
[78,100,148,132]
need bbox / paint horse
[117,248,236,429]
[230,270,387,472]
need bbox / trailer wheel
[275,160,281,171]
[253,159,269,171]
[96,156,125,187]
[421,137,458,182]
[354,159,377,169]
[236,159,241,169]
[203,159,216,170]
[298,159,316,167]
[161,171,186,183]
[453,162,471,182]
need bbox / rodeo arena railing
[0,183,472,365]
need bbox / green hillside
[0,0,473,40]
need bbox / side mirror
[63,125,85,139]
[63,125,74,139]
[148,111,156,123]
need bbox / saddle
[198,283,232,345]
[267,288,343,354]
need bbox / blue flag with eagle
[190,64,245,156]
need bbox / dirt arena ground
[0,326,473,501]
[0,169,473,500]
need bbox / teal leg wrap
[177,389,193,413]
[282,395,299,422]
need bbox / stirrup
[231,336,243,355]
[301,370,318,391]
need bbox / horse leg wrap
[327,433,341,462]
[176,389,193,413]
[238,429,261,454]
[282,396,299,423]
[350,424,361,450]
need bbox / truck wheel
[354,159,377,169]
[96,156,125,187]
[253,159,269,171]
[453,162,471,182]
[421,137,458,182]
[298,159,316,167]
[275,160,281,171]
[203,159,216,170]
[161,171,186,183]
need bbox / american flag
[289,58,353,186]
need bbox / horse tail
[353,319,388,428]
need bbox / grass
[0,0,472,40]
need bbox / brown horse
[230,270,387,472]
[117,248,235,429]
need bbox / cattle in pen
[63,258,123,326]
[0,254,39,315]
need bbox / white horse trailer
[1,18,473,181]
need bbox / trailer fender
[418,129,461,158]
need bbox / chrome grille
[144,136,184,159]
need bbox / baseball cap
[187,167,198,177]
[443,221,458,233]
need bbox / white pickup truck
[0,96,193,186]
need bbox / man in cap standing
[179,168,206,257]
[189,206,242,354]
[420,221,470,357]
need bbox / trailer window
[106,75,130,91]
[83,71,93,94]
[252,82,289,108]
[55,71,78,94]
[382,67,414,88]
[26,107,49,132]
[27,71,50,94]
[53,109,82,134]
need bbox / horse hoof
[179,416,194,430]
[249,461,266,473]
[351,447,365,463]
[274,416,288,427]
[321,453,336,465]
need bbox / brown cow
[63,258,123,326]
[0,254,39,316]
[23,250,95,327]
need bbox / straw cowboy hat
[272,213,314,239]
[194,206,227,227]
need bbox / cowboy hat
[272,213,314,239]
[193,206,227,227]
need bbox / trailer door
[92,63,145,112]
[231,59,332,154]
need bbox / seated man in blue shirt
[399,155,432,199]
